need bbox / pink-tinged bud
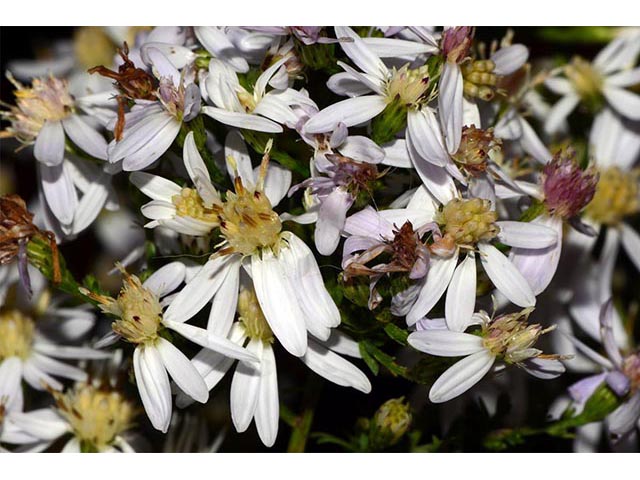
[542,150,599,219]
[441,26,473,64]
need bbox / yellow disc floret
[437,198,500,247]
[462,59,498,101]
[237,287,273,343]
[565,57,603,103]
[54,383,135,452]
[0,309,35,360]
[585,167,639,226]
[386,64,431,108]
[172,187,220,224]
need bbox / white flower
[201,56,313,133]
[7,382,139,452]
[85,262,256,433]
[408,308,564,403]
[175,285,370,447]
[162,140,339,358]
[544,32,640,133]
[107,47,201,171]
[345,186,557,330]
[0,265,108,392]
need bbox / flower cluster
[1,25,640,453]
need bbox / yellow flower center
[452,125,501,176]
[237,287,273,343]
[461,59,498,101]
[237,89,257,113]
[481,308,551,363]
[172,188,220,224]
[218,177,282,256]
[584,167,639,226]
[54,384,135,452]
[386,64,431,108]
[373,397,412,445]
[437,198,499,248]
[565,57,603,103]
[0,309,35,360]
[0,75,74,144]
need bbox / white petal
[202,106,282,133]
[195,27,249,73]
[406,135,457,205]
[163,255,238,323]
[608,392,640,437]
[140,200,177,220]
[303,96,387,134]
[183,132,219,205]
[230,339,263,432]
[381,139,412,168]
[143,261,186,298]
[29,353,87,382]
[338,136,385,163]
[362,36,438,57]
[407,109,450,167]
[261,163,292,208]
[318,330,361,358]
[9,409,69,441]
[282,234,341,329]
[545,94,580,134]
[479,243,536,308]
[39,162,78,226]
[0,357,23,410]
[438,62,463,154]
[252,249,308,357]
[620,223,640,273]
[545,77,574,95]
[71,173,109,234]
[606,67,640,88]
[146,47,181,86]
[408,330,485,357]
[509,215,563,295]
[491,44,528,76]
[603,85,640,121]
[122,119,181,171]
[255,344,279,447]
[254,57,289,100]
[134,346,171,432]
[429,350,495,403]
[110,110,174,162]
[445,253,477,332]
[34,120,65,166]
[334,26,388,80]
[496,220,558,249]
[62,115,108,160]
[302,339,371,393]
[130,172,182,201]
[207,259,240,336]
[315,188,353,256]
[327,71,375,97]
[519,117,552,164]
[406,255,458,326]
[164,319,257,363]
[156,337,208,403]
[225,130,255,186]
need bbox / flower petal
[445,252,477,332]
[620,223,640,273]
[130,172,182,201]
[134,345,172,433]
[62,115,108,160]
[202,106,282,133]
[496,220,558,249]
[34,120,65,166]
[254,344,279,447]
[545,94,580,134]
[406,255,458,326]
[303,96,387,134]
[603,86,640,121]
[438,62,463,154]
[608,392,640,438]
[491,44,528,76]
[334,26,388,79]
[408,330,485,357]
[39,162,78,226]
[302,339,371,393]
[429,350,495,403]
[156,337,208,403]
[143,261,186,298]
[315,188,353,256]
[479,243,536,307]
[230,339,263,432]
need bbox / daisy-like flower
[510,149,599,295]
[83,262,256,432]
[1,75,114,233]
[105,47,201,171]
[0,265,108,392]
[176,283,371,447]
[408,307,565,403]
[8,382,139,452]
[564,299,640,439]
[347,185,557,330]
[130,131,222,236]
[201,56,313,133]
[162,141,340,357]
[544,33,640,133]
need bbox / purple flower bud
[441,26,473,63]
[542,150,598,219]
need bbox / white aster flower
[0,265,108,392]
[346,185,557,330]
[408,307,565,403]
[175,284,371,447]
[544,32,640,133]
[201,56,313,133]
[162,141,340,358]
[7,381,139,453]
[84,261,256,432]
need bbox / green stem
[284,375,323,453]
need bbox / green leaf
[519,200,546,222]
[359,342,380,376]
[383,323,409,345]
